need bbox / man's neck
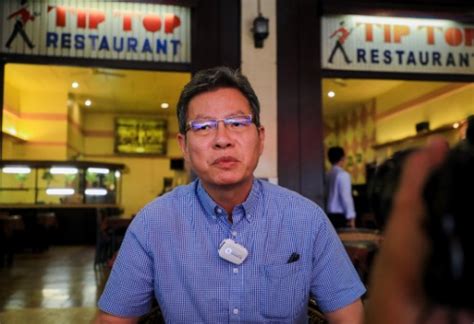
[202,178,254,217]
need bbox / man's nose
[213,121,233,149]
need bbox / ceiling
[5,63,191,114]
[322,78,404,117]
[5,63,449,120]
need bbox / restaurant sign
[0,1,190,63]
[322,15,474,74]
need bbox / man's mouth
[213,156,239,166]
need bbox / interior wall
[3,81,21,135]
[325,80,473,184]
[2,81,21,159]
[81,110,184,216]
[2,65,190,217]
[375,82,474,157]
[324,101,376,184]
[2,137,15,159]
[3,84,68,160]
[241,0,278,183]
[18,88,68,160]
[67,99,84,159]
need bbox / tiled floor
[0,246,107,324]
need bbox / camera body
[423,139,474,310]
[370,132,473,310]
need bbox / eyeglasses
[185,115,254,135]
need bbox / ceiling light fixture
[87,167,110,174]
[453,122,460,129]
[2,166,31,174]
[85,99,92,107]
[161,102,169,109]
[72,81,79,89]
[328,91,336,98]
[50,167,78,175]
[85,188,108,196]
[46,188,75,196]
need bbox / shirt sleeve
[337,172,356,219]
[310,215,366,312]
[98,214,155,317]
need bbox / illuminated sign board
[0,1,190,63]
[322,15,474,74]
[115,117,167,155]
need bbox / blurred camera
[423,132,473,310]
[369,116,474,310]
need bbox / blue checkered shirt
[98,179,365,323]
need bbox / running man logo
[5,0,39,49]
[328,20,354,64]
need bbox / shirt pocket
[259,262,307,319]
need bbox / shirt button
[233,308,239,315]
[231,231,237,237]
[233,268,239,274]
[216,208,222,214]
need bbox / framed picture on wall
[115,117,167,155]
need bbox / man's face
[177,87,265,190]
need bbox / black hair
[327,146,345,165]
[176,66,261,134]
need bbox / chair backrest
[337,228,383,287]
[337,228,383,246]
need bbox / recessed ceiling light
[161,102,169,109]
[72,81,79,89]
[85,99,92,107]
[328,91,335,98]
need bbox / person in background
[326,146,356,229]
[95,67,365,323]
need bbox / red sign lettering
[464,28,474,46]
[143,15,161,32]
[48,6,181,34]
[89,10,105,29]
[393,25,410,43]
[76,9,86,28]
[164,14,180,34]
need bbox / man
[96,67,365,323]
[325,147,356,229]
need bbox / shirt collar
[195,179,261,223]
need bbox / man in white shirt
[325,146,356,228]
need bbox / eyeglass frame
[184,114,255,134]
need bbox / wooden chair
[337,228,383,287]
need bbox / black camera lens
[423,138,474,310]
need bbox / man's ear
[177,133,189,161]
[257,126,265,155]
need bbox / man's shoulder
[137,181,196,219]
[259,180,329,234]
[259,180,324,213]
